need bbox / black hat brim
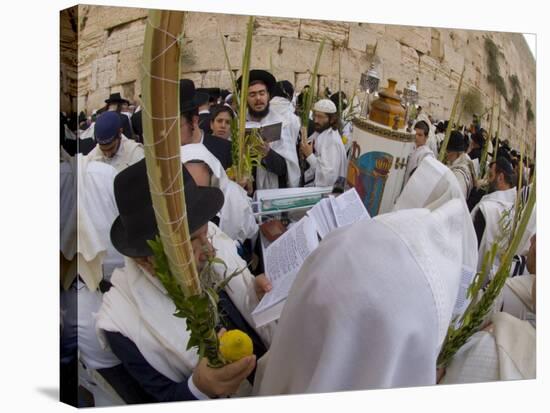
[110,177,224,257]
[236,70,276,95]
[105,99,130,105]
[180,92,210,114]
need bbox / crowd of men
[60,67,536,407]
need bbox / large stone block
[179,72,204,87]
[348,23,380,52]
[86,87,110,112]
[104,19,146,55]
[442,43,465,74]
[277,38,334,76]
[373,37,402,81]
[78,27,105,67]
[126,21,146,49]
[184,11,248,39]
[272,70,296,87]
[249,36,284,70]
[299,19,349,47]
[385,25,431,54]
[295,72,312,92]
[448,30,468,51]
[374,37,401,64]
[116,46,143,85]
[254,16,299,38]
[364,22,386,35]
[93,5,148,30]
[91,54,118,91]
[335,48,369,86]
[181,37,226,72]
[430,28,442,59]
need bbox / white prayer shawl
[471,187,516,272]
[441,311,535,383]
[254,199,467,395]
[77,155,123,291]
[86,135,144,173]
[498,274,536,321]
[449,152,476,198]
[305,128,348,187]
[180,144,258,244]
[394,157,478,280]
[269,96,301,147]
[246,110,300,189]
[516,185,536,256]
[79,122,95,140]
[403,144,435,185]
[96,222,273,384]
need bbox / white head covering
[396,156,464,211]
[394,157,478,274]
[181,144,258,243]
[77,155,122,290]
[254,198,468,395]
[313,99,337,114]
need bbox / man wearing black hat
[468,130,484,162]
[435,120,447,152]
[238,70,300,189]
[103,92,134,140]
[445,130,476,198]
[470,157,517,271]
[195,87,213,135]
[96,159,271,402]
[86,111,144,172]
[180,79,233,170]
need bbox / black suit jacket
[131,110,143,143]
[202,134,232,170]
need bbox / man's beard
[313,122,330,133]
[488,179,497,193]
[249,102,270,119]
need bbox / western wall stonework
[61,5,536,151]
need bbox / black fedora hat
[236,69,276,96]
[197,87,222,104]
[446,130,466,152]
[180,79,209,114]
[110,158,224,257]
[105,92,129,105]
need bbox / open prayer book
[307,187,370,239]
[245,122,282,143]
[251,188,370,327]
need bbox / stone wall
[62,5,536,152]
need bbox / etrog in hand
[219,329,253,362]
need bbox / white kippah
[313,99,337,114]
